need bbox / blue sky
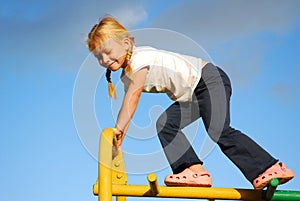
[1,1,300,201]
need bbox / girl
[86,16,294,189]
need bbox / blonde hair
[87,16,134,99]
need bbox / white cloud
[143,1,300,89]
[110,6,148,29]
[269,68,300,107]
[149,0,300,45]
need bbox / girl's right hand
[113,127,124,148]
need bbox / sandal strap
[168,168,211,179]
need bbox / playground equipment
[93,128,300,201]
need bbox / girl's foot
[253,162,294,190]
[164,164,212,187]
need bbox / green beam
[271,190,300,201]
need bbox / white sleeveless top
[121,46,204,102]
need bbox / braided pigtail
[106,69,116,99]
[124,50,133,76]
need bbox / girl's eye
[105,49,112,54]
[95,54,103,60]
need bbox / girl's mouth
[108,61,116,68]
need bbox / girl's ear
[122,37,131,51]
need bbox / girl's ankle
[189,164,206,173]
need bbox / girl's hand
[113,127,124,148]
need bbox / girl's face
[93,38,130,71]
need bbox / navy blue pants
[156,63,278,182]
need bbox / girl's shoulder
[131,46,157,71]
[131,46,159,64]
[132,46,181,60]
[133,46,159,56]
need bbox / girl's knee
[156,113,180,133]
[207,126,234,143]
[156,113,166,132]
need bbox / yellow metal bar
[111,147,127,185]
[94,181,263,200]
[110,184,263,200]
[98,128,114,201]
[116,196,126,201]
[148,173,159,195]
[112,146,127,201]
[94,128,263,200]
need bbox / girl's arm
[114,121,130,148]
[114,67,148,147]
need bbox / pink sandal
[164,168,212,187]
[253,162,294,190]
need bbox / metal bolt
[114,162,120,167]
